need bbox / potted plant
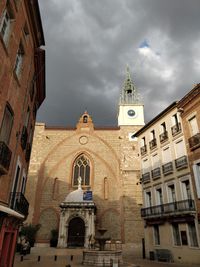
[20,224,41,247]
[50,229,58,247]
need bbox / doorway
[67,217,85,247]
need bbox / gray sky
[37,0,200,127]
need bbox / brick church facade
[25,68,144,247]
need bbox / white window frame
[193,159,200,198]
[0,9,11,44]
[21,169,27,194]
[166,181,177,203]
[179,175,193,200]
[174,138,186,159]
[171,223,181,246]
[14,43,24,77]
[12,156,22,193]
[187,222,199,248]
[144,189,152,207]
[154,185,163,205]
[153,225,160,246]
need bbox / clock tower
[118,66,144,127]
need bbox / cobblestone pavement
[14,246,200,267]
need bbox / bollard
[110,258,113,267]
[20,256,23,262]
[103,258,105,267]
[66,265,71,267]
[54,255,57,261]
[38,255,41,262]
[70,255,73,261]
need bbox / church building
[25,68,145,248]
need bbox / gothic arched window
[72,154,90,187]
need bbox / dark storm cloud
[37,0,200,126]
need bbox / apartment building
[178,84,200,244]
[135,100,200,264]
[0,1,45,266]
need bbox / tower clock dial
[127,109,137,118]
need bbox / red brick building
[0,1,45,266]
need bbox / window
[150,129,155,140]
[188,222,198,247]
[180,230,188,245]
[0,104,14,145]
[142,158,149,174]
[0,8,12,44]
[141,137,146,146]
[152,153,159,169]
[168,184,176,202]
[174,140,186,159]
[172,113,179,125]
[72,154,90,186]
[162,146,171,164]
[24,107,30,127]
[14,43,24,77]
[156,188,163,205]
[161,122,167,133]
[21,171,26,194]
[153,225,160,245]
[145,191,152,207]
[181,180,192,200]
[193,162,200,198]
[189,116,199,136]
[172,223,181,246]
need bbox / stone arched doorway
[67,217,85,247]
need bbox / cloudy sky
[37,0,200,127]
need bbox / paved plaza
[14,246,200,267]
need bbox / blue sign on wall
[83,191,93,201]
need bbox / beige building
[25,68,144,248]
[135,98,200,264]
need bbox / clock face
[127,109,136,117]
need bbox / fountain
[82,228,122,266]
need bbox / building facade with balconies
[0,1,45,266]
[135,99,200,264]
[178,84,200,247]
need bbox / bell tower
[118,66,144,127]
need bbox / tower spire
[120,65,142,104]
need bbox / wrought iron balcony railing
[175,155,188,170]
[25,143,32,162]
[21,126,28,150]
[159,131,168,143]
[162,162,173,175]
[0,141,12,175]
[188,133,200,150]
[151,167,161,180]
[141,199,195,218]
[140,145,147,156]
[10,192,29,217]
[142,172,151,183]
[171,123,182,136]
[149,139,157,150]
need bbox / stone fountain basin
[83,250,122,266]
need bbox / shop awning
[0,205,24,219]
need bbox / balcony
[175,156,188,170]
[21,126,28,150]
[25,143,32,162]
[141,199,195,218]
[10,192,29,217]
[0,141,12,175]
[142,172,151,183]
[188,133,200,150]
[171,123,182,136]
[159,131,168,143]
[149,139,157,150]
[140,145,147,156]
[151,167,161,180]
[162,162,173,175]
